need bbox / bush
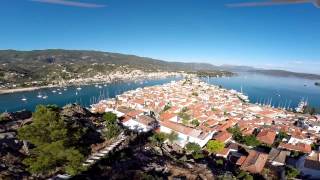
[285,165,299,179]
[206,140,224,154]
[185,142,201,153]
[149,132,167,145]
[191,119,200,127]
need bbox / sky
[0,0,319,74]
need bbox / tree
[237,171,253,180]
[103,112,117,125]
[206,140,224,154]
[285,165,299,179]
[18,105,86,176]
[243,135,260,147]
[185,142,201,153]
[163,104,171,112]
[102,112,121,139]
[277,131,289,140]
[149,132,167,146]
[191,119,200,127]
[167,131,178,143]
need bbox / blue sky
[0,0,319,73]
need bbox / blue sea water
[0,77,180,112]
[0,73,319,113]
[203,73,320,110]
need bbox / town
[91,78,320,179]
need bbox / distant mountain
[0,49,219,72]
[249,69,320,80]
[219,65,256,72]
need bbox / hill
[249,69,320,80]
[0,49,222,88]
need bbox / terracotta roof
[256,130,276,145]
[213,131,232,143]
[279,142,312,154]
[160,112,177,121]
[126,110,144,118]
[240,150,268,174]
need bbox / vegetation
[103,112,121,139]
[186,142,201,153]
[178,107,191,125]
[206,140,224,154]
[149,132,168,146]
[192,92,198,96]
[285,165,299,179]
[18,105,86,175]
[191,119,200,127]
[227,127,260,147]
[214,159,224,166]
[236,171,253,180]
[0,50,230,89]
[167,131,179,143]
[185,142,204,159]
[163,104,171,112]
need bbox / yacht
[21,97,27,101]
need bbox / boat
[42,95,48,99]
[37,93,42,98]
[76,87,82,91]
[58,92,62,95]
[21,97,27,101]
[98,86,102,89]
[52,90,57,93]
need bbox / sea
[0,73,319,112]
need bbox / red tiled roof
[160,112,177,121]
[213,131,232,143]
[256,130,276,145]
[279,142,312,154]
[240,151,268,174]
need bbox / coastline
[0,86,56,95]
[0,74,185,95]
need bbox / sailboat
[21,96,27,102]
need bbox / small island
[315,82,320,86]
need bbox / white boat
[37,93,42,98]
[77,87,82,91]
[52,90,57,93]
[21,97,27,101]
[58,92,62,95]
[98,86,102,89]
[64,88,67,91]
[42,95,48,99]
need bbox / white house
[159,120,215,147]
[122,115,157,132]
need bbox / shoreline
[0,75,184,95]
[0,86,55,95]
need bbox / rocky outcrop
[0,111,31,179]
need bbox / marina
[1,73,320,113]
